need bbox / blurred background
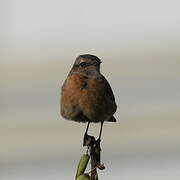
[1,0,180,179]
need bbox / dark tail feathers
[108,116,116,122]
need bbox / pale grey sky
[1,2,180,180]
[1,0,180,62]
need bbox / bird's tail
[108,116,116,122]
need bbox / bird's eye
[79,61,86,67]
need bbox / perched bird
[60,54,117,141]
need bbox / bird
[60,54,117,143]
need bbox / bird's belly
[61,74,114,122]
[61,87,104,122]
[79,87,111,122]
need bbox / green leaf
[76,174,90,180]
[75,154,90,179]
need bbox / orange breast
[61,74,88,120]
[61,73,114,122]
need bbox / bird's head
[70,54,102,77]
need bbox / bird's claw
[83,133,96,146]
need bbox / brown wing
[101,75,117,116]
[101,75,116,102]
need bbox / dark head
[69,54,102,76]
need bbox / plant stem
[89,145,98,180]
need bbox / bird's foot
[83,133,96,147]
